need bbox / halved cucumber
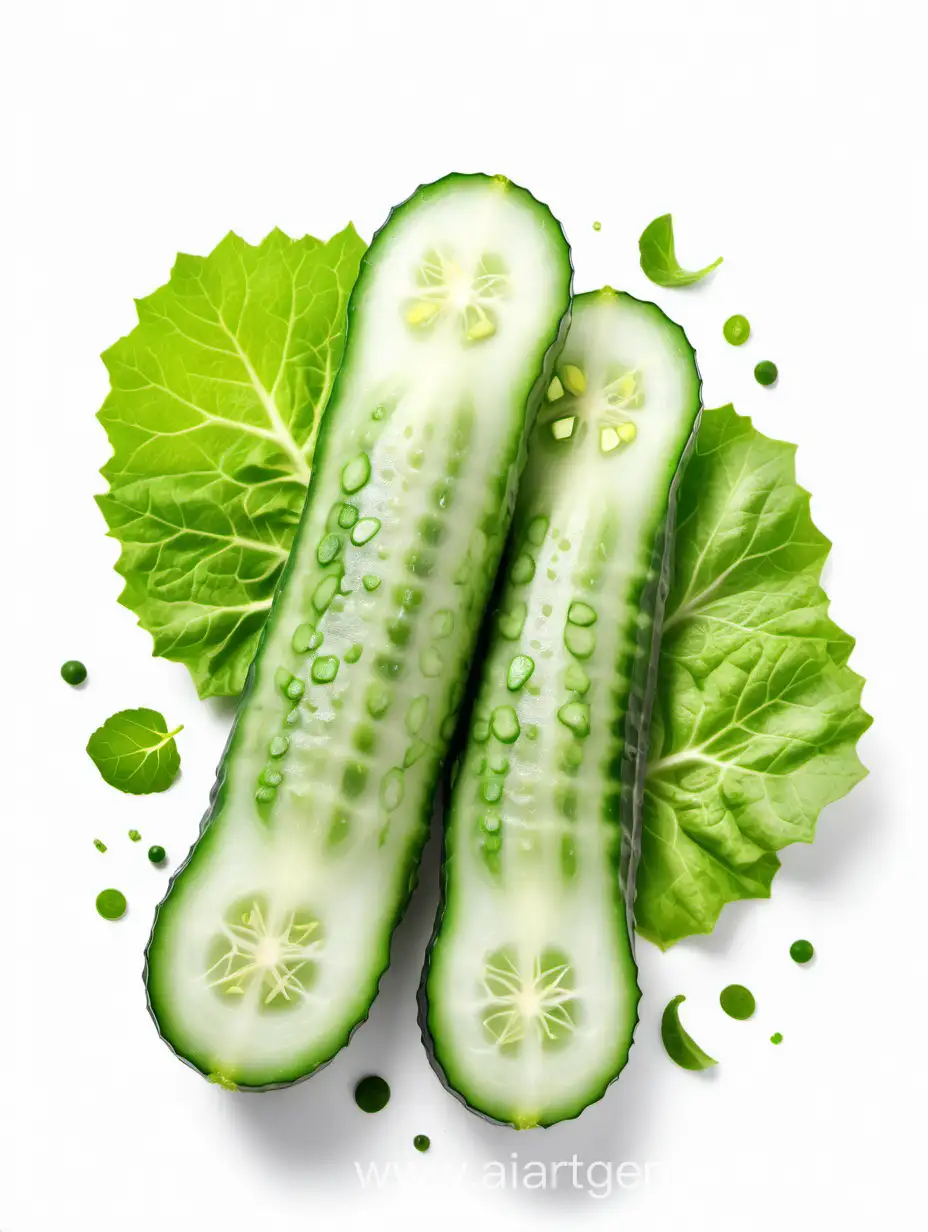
[145,174,572,1089]
[421,289,701,1127]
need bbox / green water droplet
[723,314,751,346]
[770,1032,784,1045]
[413,1134,430,1153]
[148,845,166,865]
[720,984,756,1020]
[96,889,127,921]
[354,1075,390,1113]
[61,659,87,686]
[128,829,141,843]
[790,939,815,964]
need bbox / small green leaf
[660,995,718,1071]
[638,214,722,287]
[86,708,183,795]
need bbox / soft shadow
[230,803,444,1183]
[778,770,879,889]
[442,978,661,1212]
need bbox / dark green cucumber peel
[144,173,573,1090]
[419,290,702,1127]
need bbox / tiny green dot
[128,829,141,843]
[593,220,602,232]
[148,845,166,865]
[723,314,751,346]
[754,360,778,386]
[61,659,87,686]
[354,1075,390,1113]
[790,939,815,964]
[93,838,107,853]
[414,1134,431,1152]
[96,889,127,921]
[770,1032,784,1045]
[720,984,756,1020]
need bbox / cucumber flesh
[421,290,701,1127]
[145,174,572,1089]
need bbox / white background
[3,0,925,1228]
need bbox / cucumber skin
[143,173,573,1091]
[418,292,702,1126]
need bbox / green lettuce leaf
[636,405,872,948]
[96,224,366,698]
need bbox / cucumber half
[421,289,701,1127]
[145,174,572,1089]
